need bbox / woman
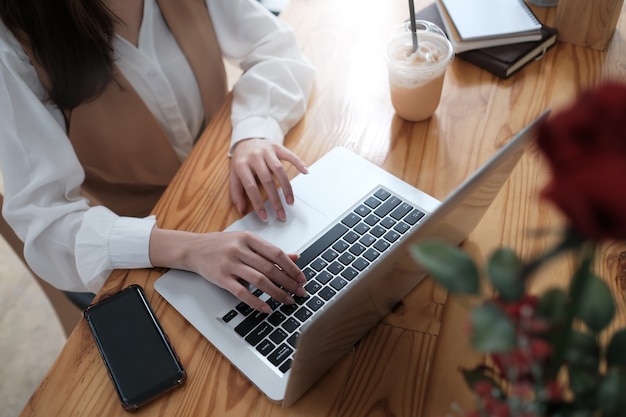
[0,0,316,313]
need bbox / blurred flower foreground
[411,81,626,417]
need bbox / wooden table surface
[20,1,626,416]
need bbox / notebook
[416,2,558,77]
[438,0,542,41]
[154,110,550,406]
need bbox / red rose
[537,82,626,240]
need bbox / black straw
[408,0,418,52]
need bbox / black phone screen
[84,284,186,410]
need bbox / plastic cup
[385,20,454,122]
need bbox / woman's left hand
[230,138,308,221]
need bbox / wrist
[149,227,197,270]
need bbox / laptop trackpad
[224,197,330,255]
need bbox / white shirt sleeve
[207,0,316,151]
[0,26,155,293]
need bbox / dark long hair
[0,0,117,109]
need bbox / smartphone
[84,284,186,411]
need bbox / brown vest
[34,0,228,217]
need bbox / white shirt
[0,0,315,293]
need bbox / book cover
[415,3,557,78]
[434,0,542,53]
[439,0,542,41]
[459,26,558,79]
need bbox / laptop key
[269,328,288,344]
[287,332,300,348]
[280,303,298,315]
[364,196,382,209]
[341,213,360,227]
[294,306,313,322]
[393,221,410,234]
[222,310,238,323]
[256,339,276,356]
[341,267,359,281]
[279,359,292,373]
[268,344,294,367]
[268,310,287,326]
[405,208,426,225]
[235,311,268,337]
[316,270,333,285]
[390,202,413,220]
[338,252,355,265]
[352,258,369,271]
[327,261,344,274]
[374,188,391,201]
[245,322,273,346]
[310,258,328,271]
[295,223,348,268]
[354,204,371,217]
[236,302,254,316]
[305,280,322,294]
[330,277,348,291]
[370,225,386,237]
[322,249,338,262]
[374,239,390,252]
[384,230,401,243]
[363,248,380,262]
[282,317,300,333]
[318,286,337,301]
[306,296,324,312]
[374,196,401,217]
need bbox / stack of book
[415,0,557,79]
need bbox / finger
[229,168,247,214]
[275,146,309,175]
[231,259,302,306]
[221,279,275,314]
[255,158,288,221]
[234,162,268,221]
[273,147,308,206]
[246,235,306,286]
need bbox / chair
[0,193,94,337]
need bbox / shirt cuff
[109,215,156,269]
[229,116,284,155]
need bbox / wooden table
[20,1,626,416]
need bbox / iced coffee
[385,21,453,122]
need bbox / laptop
[154,110,550,406]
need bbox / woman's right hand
[149,227,307,313]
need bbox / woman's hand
[230,138,308,222]
[149,228,307,313]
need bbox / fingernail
[261,304,272,314]
[295,286,307,297]
[259,209,268,221]
[286,195,295,205]
[285,295,295,304]
[277,209,286,221]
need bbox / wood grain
[19,1,626,416]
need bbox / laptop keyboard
[218,186,427,374]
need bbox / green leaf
[597,368,626,417]
[410,240,480,294]
[470,302,516,352]
[576,274,615,334]
[566,330,600,372]
[568,365,600,402]
[537,288,569,327]
[461,365,506,399]
[487,248,524,301]
[607,329,626,368]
